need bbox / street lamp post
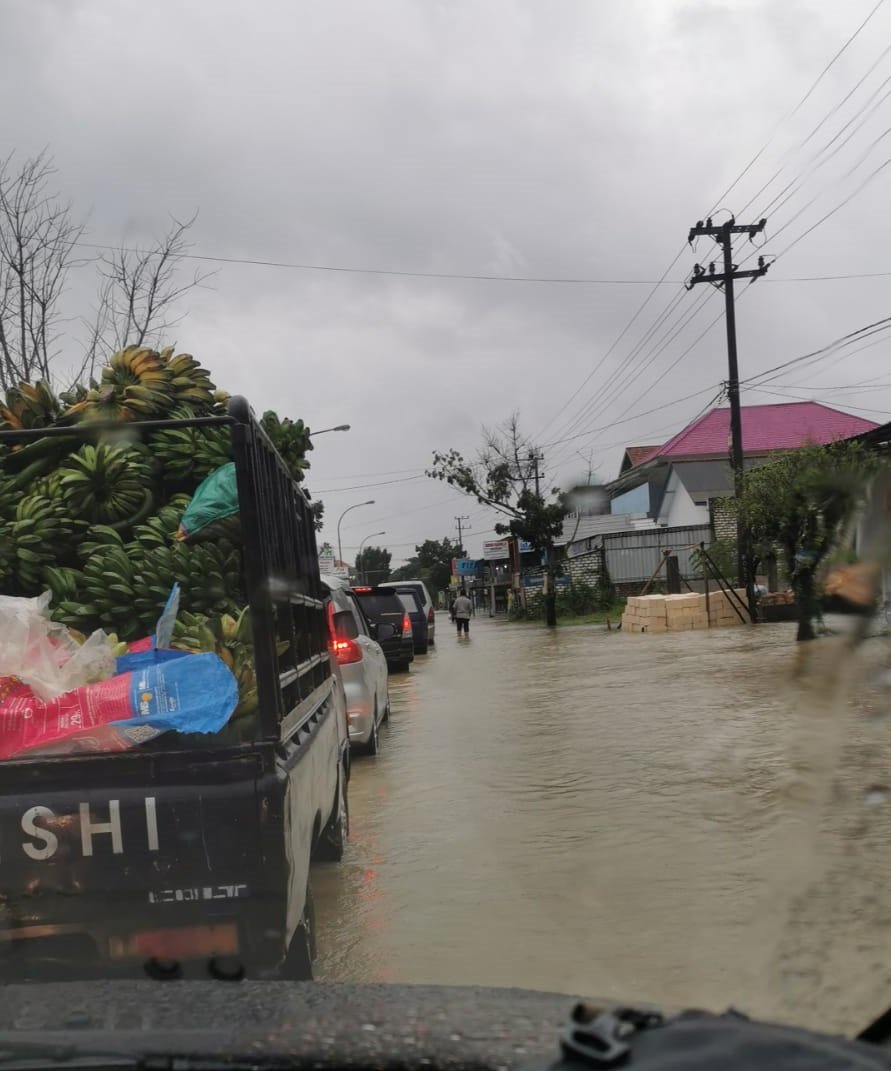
[312,424,351,436]
[337,499,375,568]
[357,531,386,584]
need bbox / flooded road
[313,613,891,1034]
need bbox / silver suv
[322,575,390,755]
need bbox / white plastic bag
[0,592,116,701]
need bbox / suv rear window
[353,592,404,618]
[395,591,422,612]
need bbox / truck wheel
[366,705,380,755]
[282,879,316,981]
[316,765,349,862]
[416,640,429,655]
[382,689,391,722]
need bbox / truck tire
[416,640,429,655]
[282,879,316,980]
[316,764,349,862]
[382,689,390,722]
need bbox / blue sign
[456,559,480,576]
[518,539,534,554]
[522,575,571,589]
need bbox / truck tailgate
[0,746,273,973]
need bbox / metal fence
[603,524,712,584]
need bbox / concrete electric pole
[686,215,769,622]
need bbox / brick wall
[565,547,604,587]
[710,497,737,542]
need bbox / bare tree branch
[84,212,215,374]
[0,149,84,391]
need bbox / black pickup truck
[0,398,349,981]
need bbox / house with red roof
[607,401,878,529]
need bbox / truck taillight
[332,637,362,665]
[427,607,434,624]
[402,613,411,634]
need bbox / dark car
[385,585,431,654]
[352,586,415,671]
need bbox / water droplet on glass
[864,786,888,807]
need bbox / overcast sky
[2,0,890,563]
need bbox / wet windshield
[1,0,891,1050]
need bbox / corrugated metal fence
[603,524,712,584]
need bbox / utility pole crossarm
[687,218,767,242]
[686,260,770,289]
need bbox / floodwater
[313,611,891,1034]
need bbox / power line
[70,238,891,284]
[742,384,891,415]
[714,0,887,211]
[315,473,426,493]
[742,314,891,386]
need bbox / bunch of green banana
[0,523,18,589]
[0,380,61,430]
[153,407,231,484]
[260,411,312,482]
[128,541,179,628]
[9,494,77,589]
[43,564,83,604]
[162,351,217,413]
[171,607,272,720]
[173,539,244,617]
[57,443,154,527]
[75,541,142,640]
[62,346,175,423]
[131,503,186,550]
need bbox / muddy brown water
[312,612,891,1034]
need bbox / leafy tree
[414,537,464,595]
[428,413,567,626]
[356,545,391,585]
[736,441,880,641]
[390,557,420,582]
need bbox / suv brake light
[326,601,363,665]
[427,607,434,624]
[402,613,412,634]
[332,637,362,665]
[353,585,372,593]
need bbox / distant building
[606,401,878,527]
[557,401,879,593]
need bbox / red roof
[635,402,879,465]
[624,445,660,467]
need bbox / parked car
[322,575,390,755]
[380,580,436,653]
[351,586,415,671]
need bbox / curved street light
[312,424,351,435]
[337,499,375,567]
[357,531,386,584]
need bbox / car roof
[381,580,430,595]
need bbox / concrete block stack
[620,595,667,633]
[705,588,747,628]
[664,593,709,630]
[621,588,749,633]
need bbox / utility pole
[528,451,543,498]
[686,215,769,622]
[455,514,470,555]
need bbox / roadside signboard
[456,559,479,576]
[518,539,534,553]
[318,554,335,574]
[483,539,510,560]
